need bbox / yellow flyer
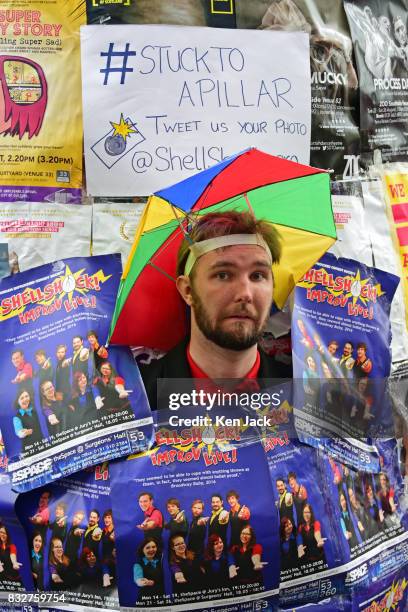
[383,169,408,328]
[0,1,84,202]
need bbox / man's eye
[251,271,268,281]
[215,272,229,280]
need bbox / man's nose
[234,276,253,302]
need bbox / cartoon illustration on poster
[0,203,91,273]
[110,408,280,610]
[15,463,118,609]
[344,0,408,166]
[235,0,360,179]
[81,24,311,195]
[292,253,399,470]
[0,1,84,202]
[0,434,35,600]
[0,255,153,493]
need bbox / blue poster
[15,463,118,609]
[0,255,153,492]
[110,406,280,611]
[292,253,399,470]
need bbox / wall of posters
[0,1,84,202]
[235,0,360,179]
[81,24,311,195]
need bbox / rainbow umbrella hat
[109,148,336,351]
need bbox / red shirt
[187,346,261,392]
[144,506,163,527]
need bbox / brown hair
[177,210,281,278]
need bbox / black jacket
[139,337,292,411]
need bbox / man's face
[11,352,23,368]
[88,511,98,526]
[56,347,66,361]
[357,346,366,359]
[167,503,179,517]
[211,496,222,512]
[56,506,64,519]
[288,477,296,491]
[73,512,84,527]
[191,502,203,518]
[88,334,97,347]
[35,353,46,365]
[276,480,286,495]
[395,18,407,46]
[72,337,82,352]
[139,494,152,512]
[328,342,338,356]
[343,343,353,357]
[227,495,238,508]
[185,245,273,351]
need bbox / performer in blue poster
[0,255,153,492]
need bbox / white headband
[184,233,272,276]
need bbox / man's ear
[176,275,194,306]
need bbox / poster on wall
[81,24,311,196]
[235,0,361,179]
[0,1,84,203]
[344,0,408,166]
[0,202,91,273]
[292,253,399,469]
[86,0,209,27]
[0,255,153,493]
[15,464,119,609]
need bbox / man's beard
[191,287,268,351]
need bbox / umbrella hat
[109,148,336,351]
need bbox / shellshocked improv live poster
[292,253,399,470]
[0,254,153,493]
[110,406,280,611]
[81,24,311,196]
[15,463,118,610]
[0,1,84,202]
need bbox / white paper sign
[81,25,311,196]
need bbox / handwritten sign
[81,25,311,195]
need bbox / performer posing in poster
[54,344,71,401]
[347,486,370,542]
[49,502,68,542]
[133,538,164,600]
[140,211,290,409]
[208,494,229,547]
[29,491,51,541]
[169,534,202,594]
[40,380,66,436]
[276,478,295,525]
[229,525,266,587]
[30,532,44,590]
[279,517,299,572]
[164,498,188,538]
[83,510,102,559]
[87,330,108,373]
[34,350,54,387]
[48,537,79,590]
[65,510,85,566]
[93,362,130,417]
[68,372,98,427]
[297,504,327,567]
[0,524,22,584]
[101,509,115,588]
[11,350,34,395]
[71,336,91,380]
[364,483,384,537]
[339,492,358,551]
[187,499,208,558]
[203,534,229,590]
[137,492,164,545]
[376,472,398,528]
[226,490,251,547]
[79,548,102,589]
[288,472,307,523]
[13,388,43,453]
[353,343,372,378]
